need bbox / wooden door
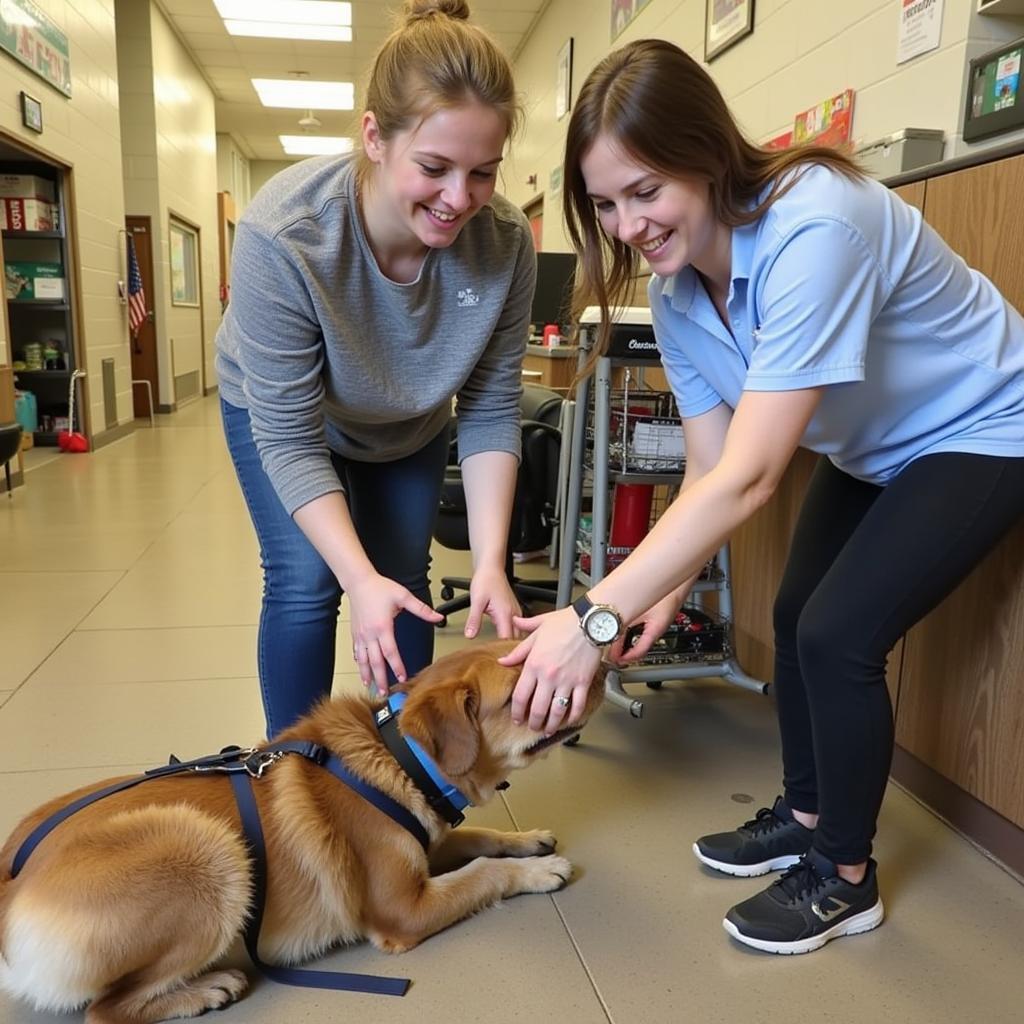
[126,216,157,418]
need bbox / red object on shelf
[609,483,654,547]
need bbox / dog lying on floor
[0,640,605,1024]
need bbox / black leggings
[773,452,1024,864]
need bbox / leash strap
[228,774,410,997]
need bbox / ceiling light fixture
[215,1,352,41]
[252,78,354,109]
[280,135,354,156]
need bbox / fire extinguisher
[220,281,229,312]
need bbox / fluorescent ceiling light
[225,21,352,41]
[216,1,352,40]
[253,79,354,109]
[214,1,351,25]
[280,135,354,156]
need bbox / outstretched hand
[347,573,443,696]
[608,590,681,664]
[464,565,522,640]
[499,607,602,734]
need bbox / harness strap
[229,774,409,997]
[8,740,433,996]
[10,742,323,878]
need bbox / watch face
[587,608,620,643]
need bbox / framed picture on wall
[964,37,1024,143]
[20,92,42,133]
[705,0,755,63]
[555,38,573,121]
[169,219,200,306]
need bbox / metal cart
[556,308,768,717]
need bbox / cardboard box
[5,261,65,301]
[1,198,55,232]
[0,174,55,202]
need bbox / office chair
[433,384,564,627]
[0,422,24,498]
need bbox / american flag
[126,233,147,337]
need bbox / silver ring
[553,694,571,708]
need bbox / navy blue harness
[8,716,473,998]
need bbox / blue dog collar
[375,693,470,818]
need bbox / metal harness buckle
[243,750,286,778]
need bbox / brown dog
[0,640,604,1023]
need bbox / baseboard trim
[91,420,135,450]
[891,745,1024,881]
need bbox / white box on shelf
[2,198,55,231]
[0,174,55,202]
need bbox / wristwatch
[572,594,624,647]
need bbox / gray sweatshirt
[215,155,536,515]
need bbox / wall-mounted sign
[0,0,72,97]
[897,0,944,66]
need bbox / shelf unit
[556,321,768,718]
[3,164,78,446]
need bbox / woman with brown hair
[503,38,1024,953]
[217,0,535,736]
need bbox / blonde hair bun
[404,0,471,22]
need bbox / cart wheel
[440,585,454,601]
[563,733,581,747]
[646,681,663,690]
[435,616,447,629]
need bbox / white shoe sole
[692,842,803,878]
[722,898,885,955]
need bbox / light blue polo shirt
[649,164,1024,484]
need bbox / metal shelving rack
[556,309,768,717]
[4,166,80,446]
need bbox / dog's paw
[505,829,557,857]
[192,969,248,1007]
[513,854,573,894]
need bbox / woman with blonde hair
[217,0,535,735]
[503,38,1024,953]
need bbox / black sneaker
[723,847,885,954]
[692,796,814,877]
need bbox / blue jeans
[221,399,450,736]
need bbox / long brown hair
[563,38,864,367]
[355,0,521,186]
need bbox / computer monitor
[531,251,578,333]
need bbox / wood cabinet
[730,153,1024,861]
[890,155,1024,830]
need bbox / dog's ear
[400,679,481,779]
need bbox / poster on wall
[0,0,72,97]
[897,0,944,66]
[793,89,856,149]
[611,0,651,41]
[763,129,793,150]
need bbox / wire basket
[584,374,685,475]
[624,604,733,665]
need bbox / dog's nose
[495,780,510,790]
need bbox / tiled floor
[2,396,1023,1023]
